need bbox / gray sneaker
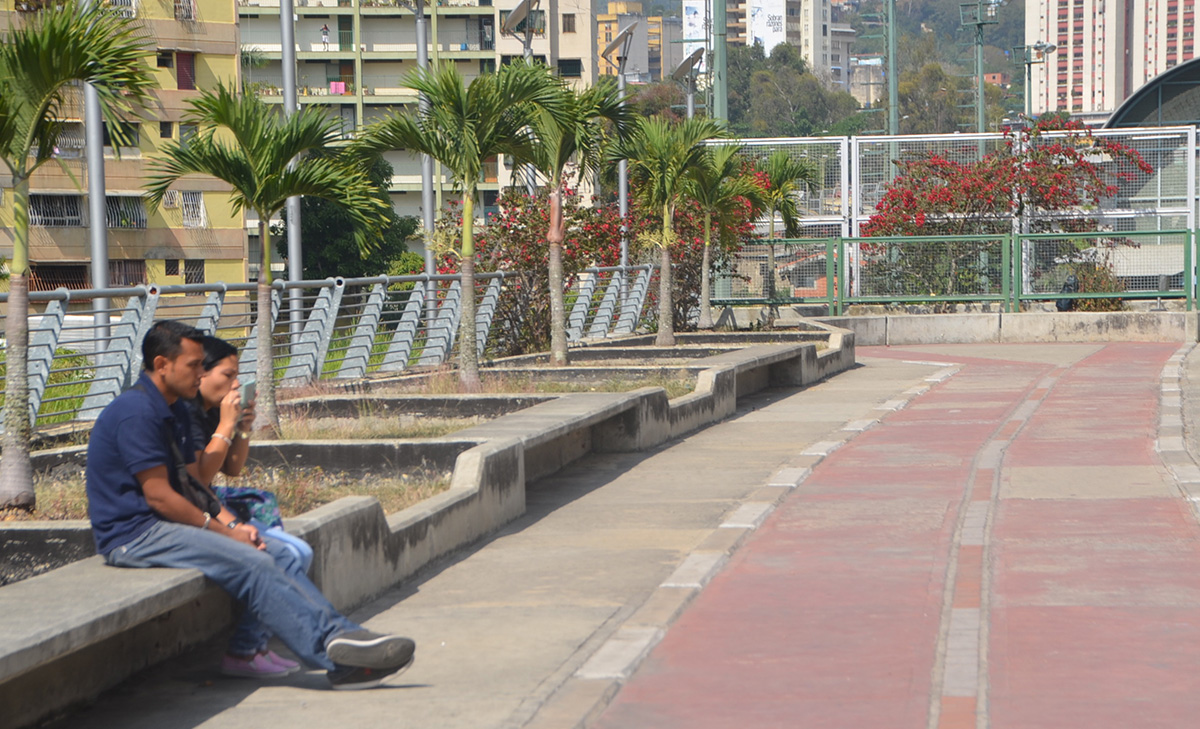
[327,653,415,691]
[325,630,416,669]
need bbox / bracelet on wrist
[201,512,211,530]
[213,432,233,447]
[226,519,240,530]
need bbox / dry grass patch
[3,465,450,522]
[279,413,479,440]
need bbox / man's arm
[136,464,264,549]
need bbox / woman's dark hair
[142,320,205,370]
[200,335,239,371]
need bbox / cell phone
[239,380,256,406]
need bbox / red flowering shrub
[859,118,1153,306]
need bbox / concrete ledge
[818,311,1200,345]
[0,331,855,729]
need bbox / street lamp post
[1014,41,1057,118]
[960,0,1004,133]
[672,47,705,119]
[602,22,639,276]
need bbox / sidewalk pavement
[49,343,1199,729]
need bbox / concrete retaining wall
[818,311,1200,345]
[0,330,855,729]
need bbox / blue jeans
[259,522,314,574]
[105,521,360,670]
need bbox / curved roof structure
[1105,56,1200,128]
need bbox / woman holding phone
[184,336,315,678]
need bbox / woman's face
[199,354,239,408]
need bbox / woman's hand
[218,388,242,433]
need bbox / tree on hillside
[279,153,419,281]
[728,43,861,138]
[147,83,390,433]
[0,3,155,510]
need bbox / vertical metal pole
[618,64,628,272]
[281,0,303,339]
[686,74,695,118]
[1025,52,1033,118]
[416,0,435,275]
[712,0,727,120]
[84,83,109,352]
[886,0,898,134]
[976,24,986,133]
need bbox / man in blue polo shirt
[86,320,416,689]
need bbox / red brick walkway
[594,343,1196,729]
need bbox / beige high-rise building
[1026,0,1200,116]
[240,0,595,226]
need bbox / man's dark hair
[142,320,206,370]
[200,335,239,372]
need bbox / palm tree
[609,116,725,346]
[527,79,630,365]
[353,61,565,390]
[0,3,154,509]
[758,151,818,310]
[686,144,765,330]
[146,82,389,433]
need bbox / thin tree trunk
[697,211,714,330]
[0,177,35,509]
[458,193,482,391]
[766,213,777,328]
[547,185,568,366]
[655,203,675,347]
[255,217,280,434]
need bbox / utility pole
[281,0,303,338]
[416,0,435,278]
[712,0,727,120]
[887,0,898,134]
[1015,41,1056,118]
[82,0,108,350]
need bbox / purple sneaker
[221,653,292,679]
[262,650,301,675]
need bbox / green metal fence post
[826,238,837,316]
[1188,229,1195,312]
[837,238,848,315]
[1001,233,1012,313]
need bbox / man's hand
[228,522,265,550]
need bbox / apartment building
[0,0,247,290]
[1026,0,1200,116]
[239,0,595,227]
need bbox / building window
[557,58,583,77]
[183,259,205,284]
[105,196,148,229]
[29,194,85,227]
[499,9,545,35]
[180,123,198,148]
[177,52,196,90]
[156,50,174,68]
[174,0,195,20]
[562,13,576,33]
[480,59,496,74]
[181,191,206,228]
[101,122,140,148]
[165,258,180,276]
[29,264,88,291]
[160,121,174,139]
[108,259,147,286]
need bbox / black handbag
[162,426,223,518]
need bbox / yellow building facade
[0,0,247,291]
